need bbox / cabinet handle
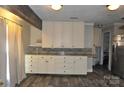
[46,61,48,63]
[30,65,32,66]
[30,70,32,72]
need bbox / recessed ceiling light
[51,5,63,11]
[107,5,120,11]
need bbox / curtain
[0,18,7,86]
[16,24,26,84]
[7,21,25,87]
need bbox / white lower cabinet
[55,56,64,74]
[25,55,87,75]
[38,56,48,73]
[47,56,55,73]
[74,56,87,74]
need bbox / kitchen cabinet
[25,55,38,73]
[74,56,87,74]
[25,55,88,75]
[47,56,55,73]
[55,56,65,74]
[53,22,63,48]
[63,56,74,74]
[72,22,84,48]
[30,26,42,46]
[62,22,73,48]
[38,56,48,73]
[42,21,54,48]
[42,21,85,48]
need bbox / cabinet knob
[46,61,48,63]
[30,70,32,72]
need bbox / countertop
[26,53,95,57]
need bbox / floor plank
[19,66,124,87]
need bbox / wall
[114,23,124,35]
[84,23,94,48]
[0,7,31,54]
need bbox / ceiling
[30,5,124,27]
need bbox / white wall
[84,23,94,48]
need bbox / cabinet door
[53,22,63,48]
[55,56,64,74]
[42,21,54,48]
[47,56,55,73]
[74,56,87,74]
[62,22,73,48]
[30,26,42,46]
[64,56,74,74]
[72,22,84,48]
[38,56,48,73]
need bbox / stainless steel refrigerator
[112,35,124,78]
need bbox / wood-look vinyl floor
[19,66,124,87]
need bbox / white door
[38,56,48,73]
[47,56,55,73]
[62,22,73,48]
[72,22,84,48]
[53,22,63,48]
[55,56,64,74]
[42,21,54,48]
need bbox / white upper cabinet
[72,22,84,48]
[42,21,85,48]
[30,25,42,46]
[42,21,54,48]
[53,22,63,48]
[62,22,73,48]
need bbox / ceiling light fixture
[107,5,120,11]
[51,5,63,11]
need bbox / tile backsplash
[26,46,92,56]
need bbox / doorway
[103,32,111,69]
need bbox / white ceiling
[30,5,124,26]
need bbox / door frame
[100,31,112,71]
